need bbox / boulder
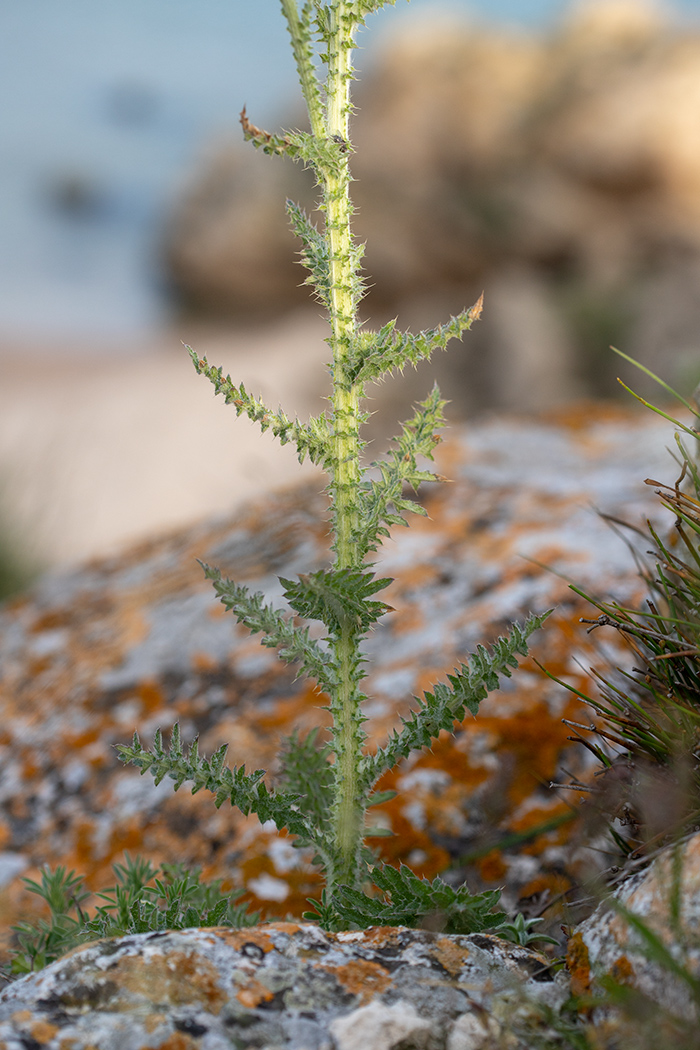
[164,0,700,405]
[571,830,700,1019]
[0,922,567,1049]
[0,404,674,959]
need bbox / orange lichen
[434,936,470,975]
[539,399,644,432]
[190,651,220,672]
[518,871,572,905]
[476,850,508,883]
[136,680,167,715]
[254,684,331,734]
[235,979,276,1009]
[27,656,53,677]
[19,751,40,781]
[61,728,101,751]
[474,697,586,808]
[28,1021,60,1044]
[319,958,392,1003]
[237,837,323,919]
[143,1012,167,1034]
[10,1012,32,1025]
[29,610,71,632]
[260,921,302,936]
[115,950,225,1012]
[566,930,592,1000]
[361,926,405,946]
[148,1034,199,1050]
[508,802,577,856]
[370,774,452,878]
[610,954,636,985]
[388,601,425,635]
[216,928,275,953]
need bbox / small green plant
[9,855,257,975]
[115,0,548,929]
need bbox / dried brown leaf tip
[239,106,291,154]
[468,292,485,323]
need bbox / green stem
[324,1,365,892]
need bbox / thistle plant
[117,0,548,924]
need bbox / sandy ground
[0,312,338,569]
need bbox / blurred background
[2,0,700,586]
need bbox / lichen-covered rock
[0,406,672,954]
[0,923,567,1050]
[570,830,700,1025]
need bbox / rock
[329,1000,433,1050]
[0,404,675,957]
[446,1012,503,1050]
[164,0,700,405]
[0,922,567,1049]
[570,830,700,1024]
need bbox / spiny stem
[324,1,365,890]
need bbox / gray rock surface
[0,923,567,1050]
[574,830,700,1023]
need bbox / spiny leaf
[188,347,332,467]
[333,863,507,934]
[363,610,551,786]
[281,1,325,137]
[239,108,328,170]
[278,729,334,831]
[280,568,393,635]
[349,0,400,20]
[356,385,447,557]
[116,725,319,845]
[202,563,336,692]
[287,200,331,310]
[348,294,483,384]
[240,106,300,157]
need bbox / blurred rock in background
[165,0,700,414]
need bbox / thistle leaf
[116,724,318,844]
[239,108,323,168]
[347,1,399,25]
[281,1,325,137]
[239,106,300,157]
[333,863,507,934]
[348,294,483,385]
[278,728,334,831]
[188,347,332,467]
[363,611,551,786]
[357,385,447,557]
[287,200,331,310]
[280,568,393,635]
[202,563,336,692]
